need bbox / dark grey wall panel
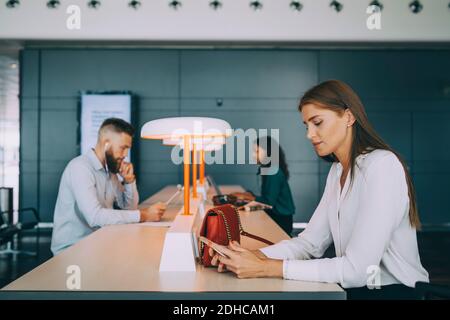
[19,49,40,215]
[38,172,62,223]
[19,172,38,211]
[181,51,318,98]
[411,112,450,225]
[415,174,450,225]
[20,50,40,98]
[319,51,450,99]
[363,99,450,113]
[40,109,79,161]
[413,112,450,161]
[20,99,39,161]
[286,174,318,222]
[367,111,412,161]
[40,50,180,98]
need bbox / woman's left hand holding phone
[208,241,283,279]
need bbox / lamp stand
[183,136,191,215]
[192,143,198,199]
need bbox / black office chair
[415,282,450,300]
[0,224,19,246]
[0,207,41,257]
[0,209,19,249]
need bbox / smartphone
[199,236,229,258]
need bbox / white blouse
[261,149,429,288]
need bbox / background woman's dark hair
[298,80,421,229]
[255,136,290,179]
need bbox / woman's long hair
[299,80,421,229]
[255,136,290,180]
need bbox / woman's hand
[209,241,283,279]
[231,192,255,201]
[209,247,229,273]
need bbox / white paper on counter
[140,221,173,227]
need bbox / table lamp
[141,117,231,215]
[162,137,226,199]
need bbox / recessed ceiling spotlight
[128,0,141,9]
[5,0,20,8]
[409,0,423,14]
[290,1,303,12]
[47,0,60,9]
[329,0,343,12]
[87,0,101,9]
[369,0,383,11]
[169,0,182,10]
[209,0,222,10]
[250,1,263,11]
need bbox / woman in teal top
[232,136,296,235]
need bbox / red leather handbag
[199,204,274,267]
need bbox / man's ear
[104,142,110,152]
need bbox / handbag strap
[230,205,274,246]
[240,230,274,246]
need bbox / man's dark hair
[99,118,135,137]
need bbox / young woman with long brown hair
[209,80,429,299]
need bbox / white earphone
[104,142,110,152]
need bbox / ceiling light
[5,0,20,8]
[209,0,222,10]
[169,0,182,10]
[409,0,423,14]
[368,0,383,11]
[250,1,263,11]
[46,0,60,9]
[128,0,141,9]
[330,0,343,12]
[290,1,303,12]
[87,0,101,9]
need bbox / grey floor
[1,229,449,289]
[0,229,53,288]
